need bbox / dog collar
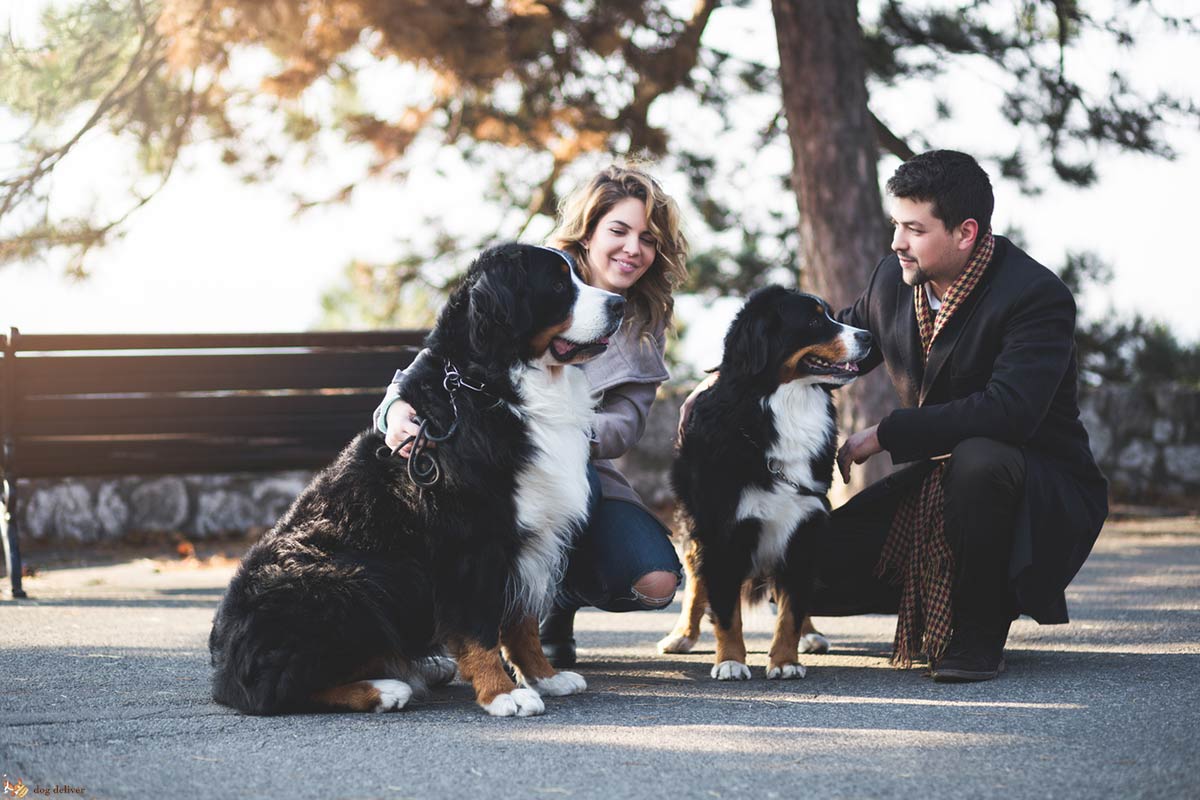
[740,428,829,499]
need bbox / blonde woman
[375,165,689,666]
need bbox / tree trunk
[771,0,899,502]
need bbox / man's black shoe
[931,617,1011,683]
[539,605,578,668]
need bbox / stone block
[1163,445,1200,487]
[194,489,266,537]
[1079,402,1111,463]
[1114,439,1160,490]
[24,483,101,542]
[130,477,189,532]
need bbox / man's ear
[957,218,980,251]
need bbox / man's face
[888,196,973,289]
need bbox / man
[822,149,1108,681]
[684,150,1107,682]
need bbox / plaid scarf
[875,231,995,668]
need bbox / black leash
[376,358,503,488]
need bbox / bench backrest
[0,329,425,479]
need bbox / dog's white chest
[735,383,832,575]
[509,365,596,611]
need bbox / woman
[375,164,689,667]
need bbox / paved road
[3,515,1199,799]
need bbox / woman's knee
[631,570,679,608]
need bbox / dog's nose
[855,330,873,347]
[607,295,626,320]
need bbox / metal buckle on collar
[766,457,828,499]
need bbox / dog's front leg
[708,581,751,681]
[658,539,707,654]
[453,637,545,717]
[501,614,587,697]
[766,587,807,679]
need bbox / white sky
[2,0,1198,368]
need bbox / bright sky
[2,1,1198,368]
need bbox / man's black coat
[839,235,1108,623]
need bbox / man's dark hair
[886,150,994,233]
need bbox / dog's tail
[209,552,434,715]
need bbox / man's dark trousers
[809,438,1026,623]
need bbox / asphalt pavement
[3,514,1199,799]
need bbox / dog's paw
[418,656,458,687]
[798,632,831,655]
[369,679,413,712]
[766,662,807,680]
[483,687,545,717]
[711,660,751,681]
[657,632,698,654]
[531,671,587,697]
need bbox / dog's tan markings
[767,587,803,672]
[310,681,384,712]
[713,587,748,666]
[501,614,556,683]
[658,539,708,653]
[453,637,516,707]
[799,614,821,639]
[780,340,851,382]
[530,318,573,358]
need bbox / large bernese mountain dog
[209,243,624,717]
[658,286,871,680]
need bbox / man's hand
[385,400,423,457]
[836,424,882,484]
[678,372,719,441]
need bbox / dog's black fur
[669,286,871,677]
[209,243,622,715]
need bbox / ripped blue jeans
[552,465,682,612]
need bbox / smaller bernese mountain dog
[658,286,871,680]
[209,243,624,717]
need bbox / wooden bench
[0,327,426,599]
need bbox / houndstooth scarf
[875,231,995,668]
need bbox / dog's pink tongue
[552,338,575,357]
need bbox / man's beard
[900,258,930,287]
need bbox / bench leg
[1,477,26,599]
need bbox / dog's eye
[553,280,566,292]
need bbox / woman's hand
[677,372,718,441]
[385,400,423,457]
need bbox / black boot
[931,615,1011,683]
[539,605,578,668]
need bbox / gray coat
[579,320,669,512]
[373,319,669,514]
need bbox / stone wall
[1078,384,1200,503]
[9,383,1198,546]
[12,472,311,546]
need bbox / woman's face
[583,196,657,295]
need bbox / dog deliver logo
[2,776,29,798]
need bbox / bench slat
[16,349,417,395]
[14,392,382,435]
[12,331,428,352]
[14,410,371,438]
[13,433,375,478]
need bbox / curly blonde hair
[547,165,688,335]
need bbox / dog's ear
[722,286,789,377]
[723,311,774,377]
[468,249,531,355]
